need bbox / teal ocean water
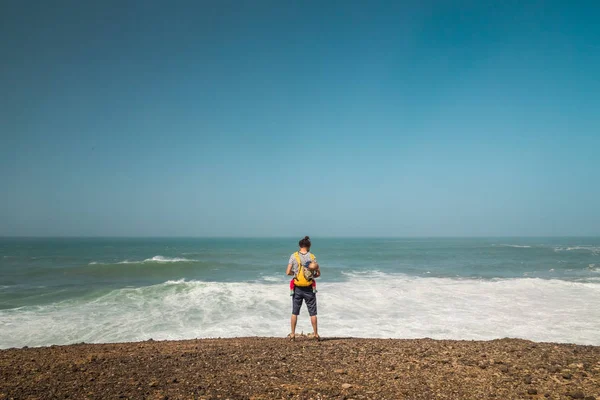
[1,237,599,348]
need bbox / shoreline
[1,337,599,399]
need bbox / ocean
[1,237,599,349]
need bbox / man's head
[299,236,311,250]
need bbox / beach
[1,337,599,399]
[2,238,600,398]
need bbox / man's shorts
[292,286,317,316]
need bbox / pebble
[563,373,573,380]
[341,383,353,389]
[528,389,537,395]
[566,392,585,399]
[524,375,532,384]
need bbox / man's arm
[286,263,294,276]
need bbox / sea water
[1,237,599,348]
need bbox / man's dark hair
[299,236,311,249]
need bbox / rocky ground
[1,337,599,399]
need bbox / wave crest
[88,256,197,265]
[145,256,196,263]
[554,246,600,254]
[1,274,600,348]
[116,256,197,264]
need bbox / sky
[1,0,599,237]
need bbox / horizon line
[1,235,599,239]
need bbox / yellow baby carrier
[293,252,316,287]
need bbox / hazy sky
[1,1,599,237]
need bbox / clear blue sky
[1,1,599,237]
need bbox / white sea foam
[261,275,286,283]
[497,244,532,248]
[145,256,195,263]
[341,270,387,278]
[554,246,600,254]
[115,256,197,264]
[88,256,196,265]
[1,274,600,349]
[164,279,187,285]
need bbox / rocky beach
[1,337,599,399]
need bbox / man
[286,235,321,341]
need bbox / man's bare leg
[310,315,318,338]
[290,314,298,338]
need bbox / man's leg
[291,314,298,336]
[305,291,318,337]
[310,315,318,336]
[290,290,302,337]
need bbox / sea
[1,237,599,349]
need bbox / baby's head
[308,261,318,271]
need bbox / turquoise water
[1,237,599,348]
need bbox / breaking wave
[1,273,600,349]
[89,256,197,265]
[122,255,197,264]
[554,246,600,255]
